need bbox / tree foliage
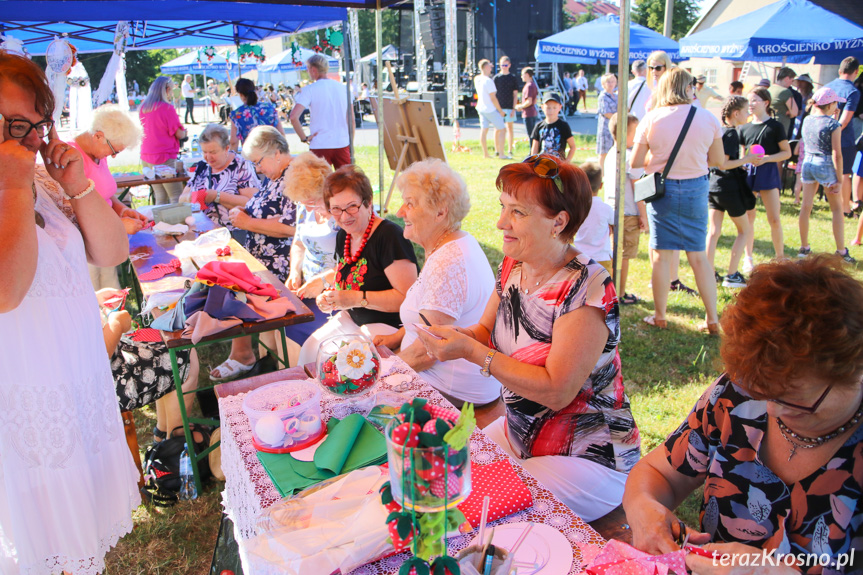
[289,9,399,59]
[633,0,700,40]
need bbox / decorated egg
[255,414,286,446]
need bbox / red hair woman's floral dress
[665,375,863,574]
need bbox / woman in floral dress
[209,126,296,382]
[229,78,285,150]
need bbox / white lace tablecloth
[219,356,606,575]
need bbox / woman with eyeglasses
[139,76,186,204]
[296,164,418,366]
[0,50,139,575]
[415,154,640,522]
[632,68,725,334]
[65,104,149,289]
[208,125,296,382]
[623,256,863,574]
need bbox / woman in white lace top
[374,158,501,407]
[0,52,140,574]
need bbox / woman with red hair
[417,154,641,521]
[623,255,863,574]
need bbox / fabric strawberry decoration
[399,556,431,575]
[386,511,418,552]
[430,473,461,499]
[380,482,402,514]
[391,422,421,447]
[430,556,460,575]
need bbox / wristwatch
[480,349,497,377]
[360,290,369,307]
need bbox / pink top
[634,104,721,180]
[68,140,116,205]
[139,101,182,165]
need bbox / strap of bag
[628,80,645,113]
[661,106,697,182]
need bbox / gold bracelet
[480,349,497,378]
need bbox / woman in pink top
[631,68,725,334]
[70,105,150,290]
[139,76,187,204]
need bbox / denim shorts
[854,151,863,177]
[801,154,839,186]
[479,110,505,130]
[647,175,709,251]
[502,109,516,123]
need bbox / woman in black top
[297,165,418,365]
[708,96,759,288]
[737,87,791,261]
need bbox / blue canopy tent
[534,15,681,64]
[0,1,348,54]
[160,50,239,81]
[679,0,863,64]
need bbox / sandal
[209,358,256,383]
[153,427,167,443]
[643,315,667,329]
[620,293,639,305]
[699,322,721,335]
[670,279,699,297]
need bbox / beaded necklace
[776,399,863,461]
[336,215,375,289]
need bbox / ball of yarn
[255,414,286,446]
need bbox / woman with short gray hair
[209,125,297,382]
[179,123,260,231]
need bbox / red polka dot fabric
[458,459,533,528]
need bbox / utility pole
[663,0,674,38]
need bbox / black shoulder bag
[634,106,697,203]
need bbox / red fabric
[457,459,533,528]
[311,146,351,169]
[190,189,208,210]
[195,261,279,298]
[130,328,163,342]
[138,259,181,281]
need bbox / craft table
[126,212,314,492]
[216,354,609,575]
[115,174,189,204]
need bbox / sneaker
[836,248,857,264]
[714,271,723,283]
[722,271,747,288]
[797,246,811,258]
[670,279,698,296]
[742,257,755,273]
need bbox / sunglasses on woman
[649,65,666,72]
[523,154,564,194]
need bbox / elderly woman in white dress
[373,158,501,408]
[0,50,140,574]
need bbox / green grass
[106,136,861,571]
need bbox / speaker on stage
[418,9,436,52]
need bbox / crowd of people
[1,44,862,575]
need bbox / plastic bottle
[179,443,198,501]
[191,136,200,155]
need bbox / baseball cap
[543,92,562,104]
[696,75,707,83]
[812,86,846,106]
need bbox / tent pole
[613,0,631,293]
[376,0,384,211]
[344,19,355,164]
[203,69,210,122]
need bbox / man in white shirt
[474,58,508,159]
[627,60,651,121]
[291,54,352,168]
[576,69,589,113]
[695,75,723,109]
[181,74,198,124]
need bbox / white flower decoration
[334,341,375,379]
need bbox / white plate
[485,522,573,575]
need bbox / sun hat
[812,86,846,106]
[795,73,814,85]
[696,75,707,83]
[757,78,771,87]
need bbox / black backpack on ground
[141,425,212,507]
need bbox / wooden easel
[381,61,428,214]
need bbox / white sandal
[209,358,256,382]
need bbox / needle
[418,311,432,326]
